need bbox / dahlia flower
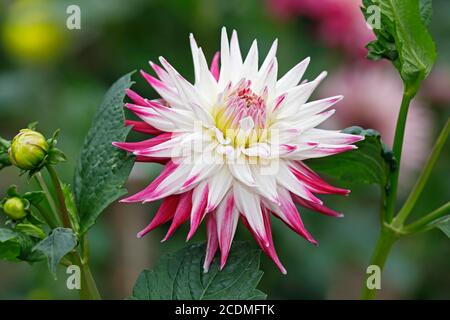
[114,28,363,274]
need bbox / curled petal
[162,190,193,242]
[187,181,209,241]
[137,195,180,238]
[215,192,239,269]
[289,162,350,196]
[241,206,287,275]
[203,213,219,273]
[125,120,161,135]
[210,51,220,82]
[112,133,173,153]
[292,193,343,218]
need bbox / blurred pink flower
[268,0,375,58]
[319,64,434,182]
[422,65,450,107]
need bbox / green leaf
[435,216,450,238]
[0,137,10,149]
[130,242,266,300]
[0,137,11,171]
[32,227,77,276]
[15,223,46,239]
[0,240,21,261]
[419,0,433,26]
[23,191,45,206]
[73,72,135,235]
[0,228,19,243]
[0,154,11,170]
[306,127,395,188]
[47,147,67,165]
[363,0,436,85]
[0,228,44,262]
[61,184,80,234]
[6,185,21,198]
[27,122,38,130]
[0,228,21,261]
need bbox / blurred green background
[0,0,449,299]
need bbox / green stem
[81,234,89,264]
[33,203,58,229]
[403,201,450,234]
[393,119,450,227]
[46,165,71,228]
[71,252,101,300]
[41,166,101,299]
[361,227,397,300]
[385,88,416,222]
[34,173,62,226]
[60,256,72,267]
[362,84,418,300]
[380,189,388,224]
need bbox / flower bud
[2,197,28,220]
[8,129,49,170]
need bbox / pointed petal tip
[219,261,226,271]
[158,56,167,65]
[221,26,227,37]
[274,261,287,275]
[186,233,193,242]
[317,71,328,81]
[355,135,365,142]
[331,95,344,103]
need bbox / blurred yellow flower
[2,0,67,64]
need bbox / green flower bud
[2,197,28,220]
[8,129,49,170]
[15,223,46,239]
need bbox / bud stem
[403,201,450,234]
[46,165,71,229]
[34,172,63,227]
[33,202,59,229]
[393,119,449,228]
